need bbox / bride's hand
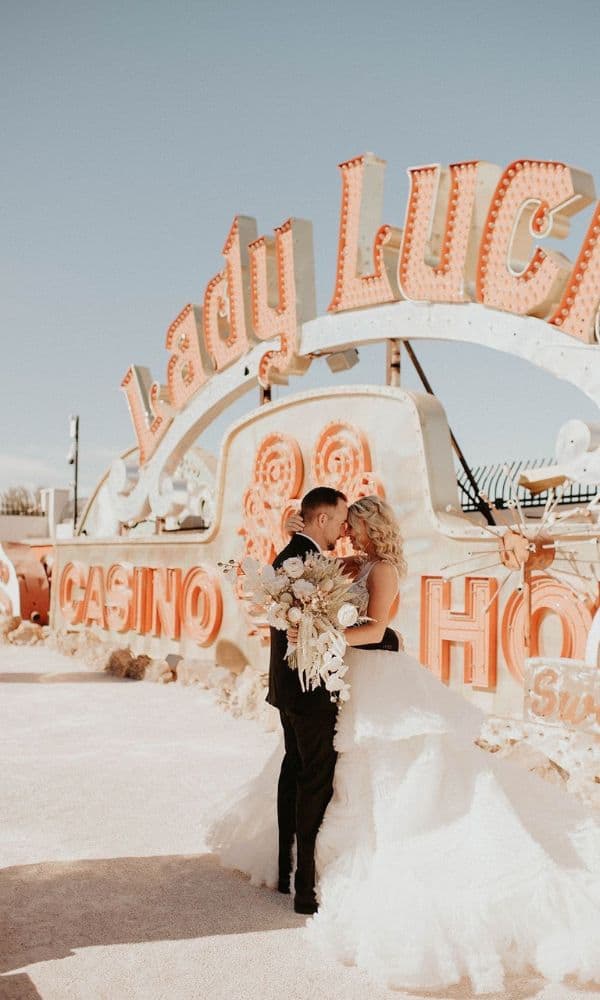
[287,625,299,644]
[284,511,304,536]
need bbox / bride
[208,495,600,996]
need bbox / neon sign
[121,153,600,468]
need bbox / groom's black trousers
[277,708,337,903]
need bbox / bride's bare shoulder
[368,561,399,586]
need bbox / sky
[3,0,600,496]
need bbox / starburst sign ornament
[441,420,600,664]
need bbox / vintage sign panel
[53,386,597,718]
[54,386,460,669]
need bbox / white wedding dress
[207,564,600,996]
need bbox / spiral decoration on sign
[240,487,279,564]
[237,420,386,635]
[254,431,304,502]
[240,422,385,570]
[240,433,304,566]
[311,421,385,501]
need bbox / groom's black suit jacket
[266,533,335,716]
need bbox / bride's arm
[284,511,303,535]
[344,562,398,646]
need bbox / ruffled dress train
[207,647,600,996]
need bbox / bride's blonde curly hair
[347,495,406,576]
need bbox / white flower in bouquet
[292,578,316,600]
[322,651,345,674]
[287,606,303,624]
[268,575,291,596]
[267,605,290,630]
[327,631,347,658]
[259,562,277,580]
[337,602,359,628]
[325,671,350,695]
[241,557,263,579]
[282,556,305,579]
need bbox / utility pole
[68,415,79,534]
[386,339,401,386]
[402,341,496,526]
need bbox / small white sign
[524,657,600,735]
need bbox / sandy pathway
[1,645,598,1000]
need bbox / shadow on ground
[0,972,43,999]
[0,672,123,684]
[1,853,302,990]
[1,853,598,1000]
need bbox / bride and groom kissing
[267,486,401,915]
[210,486,600,995]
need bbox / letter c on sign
[59,562,87,626]
[181,566,222,646]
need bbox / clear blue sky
[3,0,600,494]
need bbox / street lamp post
[68,415,79,534]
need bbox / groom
[267,486,348,914]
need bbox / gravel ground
[1,645,598,1000]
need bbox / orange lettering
[329,153,402,312]
[502,576,593,683]
[400,161,500,303]
[580,692,600,727]
[81,565,107,628]
[181,566,222,646]
[476,159,594,318]
[529,667,559,718]
[559,690,591,726]
[105,563,134,633]
[249,218,314,386]
[549,200,600,343]
[133,566,153,634]
[420,575,498,688]
[58,561,87,626]
[151,567,182,640]
[203,216,256,372]
[121,366,172,466]
[166,304,211,410]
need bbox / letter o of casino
[180,566,222,646]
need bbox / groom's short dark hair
[301,487,346,521]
